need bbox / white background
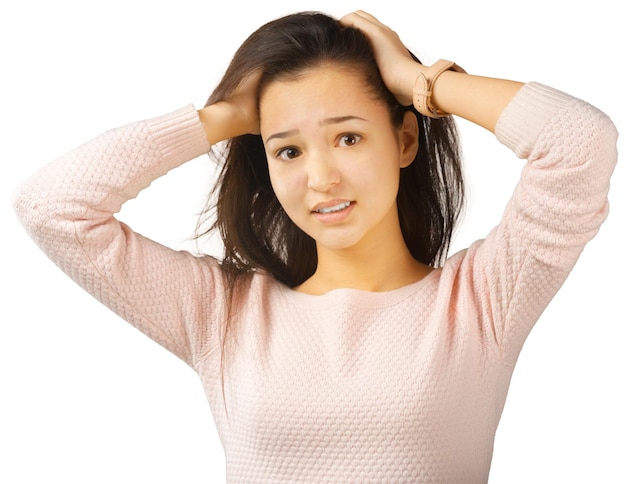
[1,1,624,482]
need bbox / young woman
[13,10,618,483]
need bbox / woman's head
[201,12,463,287]
[260,64,420,262]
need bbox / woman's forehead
[260,65,376,110]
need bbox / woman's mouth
[314,201,352,214]
[311,201,355,223]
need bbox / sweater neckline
[273,268,441,310]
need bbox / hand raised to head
[224,69,263,136]
[198,69,262,144]
[339,11,422,106]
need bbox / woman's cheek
[271,166,301,195]
[269,171,294,209]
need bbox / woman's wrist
[412,60,466,118]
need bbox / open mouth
[314,201,352,214]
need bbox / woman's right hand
[198,70,262,144]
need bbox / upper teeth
[317,202,350,214]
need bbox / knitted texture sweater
[13,83,618,483]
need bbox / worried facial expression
[260,65,418,254]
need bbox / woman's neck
[295,238,433,295]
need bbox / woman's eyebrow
[320,115,367,126]
[265,116,367,143]
[265,129,299,143]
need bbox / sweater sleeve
[12,105,223,367]
[459,82,618,363]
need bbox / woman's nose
[306,151,340,191]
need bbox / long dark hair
[199,11,464,288]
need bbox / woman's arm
[427,72,523,132]
[341,10,618,363]
[13,106,220,366]
[340,10,523,132]
[12,65,263,365]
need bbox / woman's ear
[399,111,419,168]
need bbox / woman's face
[259,65,418,253]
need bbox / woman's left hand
[339,10,422,105]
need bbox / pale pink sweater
[13,83,617,483]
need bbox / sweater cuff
[495,82,573,159]
[145,104,211,169]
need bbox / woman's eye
[277,147,301,161]
[338,134,361,147]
